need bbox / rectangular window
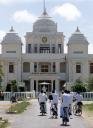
[9,63,14,73]
[90,63,93,73]
[41,64,49,72]
[28,44,31,53]
[34,63,37,72]
[76,64,81,73]
[52,44,55,53]
[34,44,38,53]
[53,62,56,72]
[58,44,62,53]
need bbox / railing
[3,92,35,101]
[81,92,93,101]
[31,72,57,74]
[1,92,93,101]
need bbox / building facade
[0,10,93,92]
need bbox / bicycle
[50,103,58,119]
[61,107,69,126]
[40,102,46,116]
[73,102,82,116]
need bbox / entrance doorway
[59,80,66,91]
[38,80,51,92]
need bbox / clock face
[42,37,47,43]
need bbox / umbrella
[39,82,50,85]
[39,82,50,92]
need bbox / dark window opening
[90,63,93,73]
[76,64,81,73]
[53,62,56,72]
[9,64,14,73]
[28,44,31,53]
[34,63,37,72]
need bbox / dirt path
[8,99,90,128]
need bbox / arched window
[23,62,30,72]
[60,62,66,73]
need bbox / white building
[0,9,93,92]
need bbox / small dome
[2,26,21,44]
[33,10,57,32]
[68,27,88,44]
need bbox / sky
[0,0,93,53]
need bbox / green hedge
[0,119,8,128]
[8,101,30,114]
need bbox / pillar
[56,62,60,73]
[55,79,59,93]
[51,80,53,91]
[36,80,38,92]
[30,79,34,91]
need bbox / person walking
[38,90,48,114]
[60,90,70,124]
[50,90,59,118]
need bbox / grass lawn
[0,119,8,128]
[8,101,30,114]
[83,103,93,112]
[83,103,93,127]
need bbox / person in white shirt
[51,90,59,105]
[67,91,73,115]
[60,90,70,122]
[38,90,47,113]
[75,92,83,106]
[50,90,59,118]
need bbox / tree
[6,80,18,92]
[87,77,93,91]
[71,79,86,92]
[11,80,18,92]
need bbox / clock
[42,36,47,43]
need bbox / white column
[51,80,53,91]
[30,79,34,91]
[36,80,38,92]
[17,61,21,82]
[55,79,59,93]
[30,62,34,73]
[56,62,60,73]
[56,44,58,53]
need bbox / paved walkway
[2,99,89,128]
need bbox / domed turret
[67,27,89,55]
[68,27,88,44]
[1,27,22,55]
[2,26,21,44]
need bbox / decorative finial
[43,0,47,15]
[76,26,80,32]
[10,26,14,32]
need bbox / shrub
[71,79,86,92]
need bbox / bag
[49,95,53,100]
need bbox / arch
[23,62,30,72]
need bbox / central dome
[33,10,57,33]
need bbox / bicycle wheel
[78,106,82,116]
[73,105,76,115]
